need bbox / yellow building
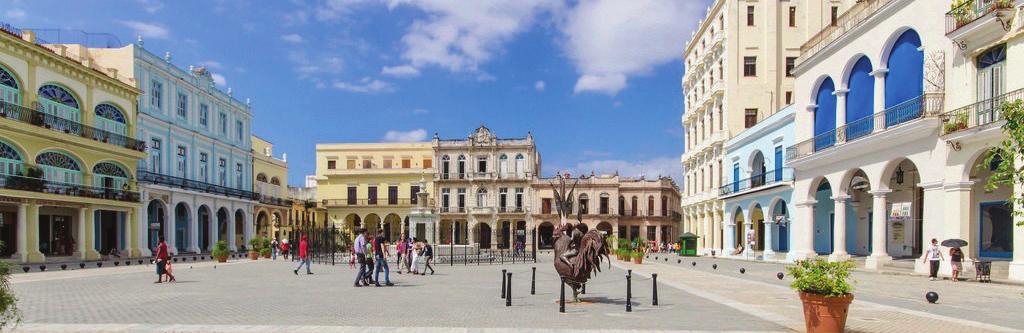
[0,28,147,263]
[315,142,433,242]
[252,135,291,240]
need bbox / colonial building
[531,174,681,250]
[0,27,147,263]
[315,142,434,242]
[252,135,291,240]
[681,0,851,254]
[84,37,256,255]
[786,0,1023,281]
[720,105,796,260]
[433,126,538,249]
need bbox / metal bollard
[582,282,586,294]
[652,273,659,306]
[501,269,507,298]
[559,277,566,313]
[626,269,632,312]
[506,272,513,307]
[531,267,536,295]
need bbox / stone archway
[538,222,554,249]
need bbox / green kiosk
[678,232,700,256]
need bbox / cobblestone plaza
[10,254,1024,332]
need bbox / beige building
[531,175,681,249]
[433,126,538,249]
[252,136,291,240]
[314,142,434,242]
[680,0,854,253]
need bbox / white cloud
[571,156,682,182]
[332,77,394,94]
[137,0,164,13]
[4,9,26,21]
[383,129,428,142]
[288,51,343,78]
[281,33,304,43]
[197,60,223,69]
[211,73,227,86]
[573,73,625,95]
[560,0,702,95]
[413,108,429,115]
[534,80,545,92]
[389,0,561,73]
[119,20,171,40]
[381,65,421,78]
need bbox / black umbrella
[941,239,967,248]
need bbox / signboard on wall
[889,202,912,221]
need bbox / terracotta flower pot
[633,257,642,264]
[262,252,271,258]
[216,256,228,263]
[248,251,259,260]
[799,292,853,333]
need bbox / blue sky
[3,0,710,186]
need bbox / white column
[871,68,888,133]
[763,218,775,260]
[226,211,236,251]
[166,206,177,254]
[722,208,735,256]
[866,190,892,269]
[703,210,713,253]
[77,207,88,260]
[834,89,849,144]
[917,181,945,274]
[829,196,850,262]
[787,201,818,262]
[136,205,151,257]
[712,209,723,254]
[210,213,220,250]
[13,203,27,261]
[189,208,200,253]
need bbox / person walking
[372,229,394,286]
[293,234,312,275]
[421,240,435,275]
[271,238,279,260]
[154,235,175,283]
[950,247,964,282]
[353,228,368,287]
[280,239,290,260]
[395,234,406,274]
[923,238,945,281]
[410,239,421,275]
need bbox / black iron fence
[287,225,343,266]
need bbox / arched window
[256,173,267,182]
[0,140,23,175]
[578,194,589,215]
[514,154,525,178]
[36,151,82,184]
[476,188,488,207]
[599,193,610,214]
[441,155,450,179]
[631,196,638,216]
[457,155,466,178]
[270,177,280,185]
[93,162,128,189]
[813,77,837,151]
[0,64,20,104]
[618,196,625,215]
[95,103,128,136]
[647,195,654,216]
[884,29,924,110]
[498,154,509,178]
[846,56,874,140]
[38,84,81,121]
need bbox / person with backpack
[421,240,435,275]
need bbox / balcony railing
[0,101,146,152]
[719,168,795,196]
[256,194,293,207]
[788,93,944,160]
[435,172,531,181]
[440,207,466,213]
[138,170,255,200]
[0,173,140,202]
[940,88,1023,135]
[322,198,432,207]
[797,0,897,66]
[618,209,681,219]
[946,0,1015,35]
[497,206,525,213]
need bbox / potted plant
[259,247,272,258]
[943,112,969,134]
[247,237,262,260]
[631,250,643,264]
[788,259,855,333]
[211,240,230,263]
[260,237,272,258]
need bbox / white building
[788,0,1023,281]
[681,0,850,254]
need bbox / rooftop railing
[797,0,897,66]
[946,0,1015,35]
[0,101,146,152]
[940,88,1023,135]
[138,170,255,200]
[719,168,795,197]
[788,93,944,160]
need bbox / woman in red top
[293,235,312,275]
[154,235,175,283]
[280,240,290,260]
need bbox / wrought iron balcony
[0,172,140,202]
[138,170,255,200]
[0,101,146,152]
[439,206,466,213]
[940,88,1022,135]
[322,198,434,207]
[788,93,944,160]
[797,0,897,66]
[946,0,1015,35]
[719,168,795,197]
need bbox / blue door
[778,223,788,252]
[732,163,740,192]
[829,214,835,254]
[979,201,1013,258]
[774,146,783,182]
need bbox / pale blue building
[88,38,255,255]
[720,105,795,261]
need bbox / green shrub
[0,242,20,329]
[247,237,263,252]
[259,247,272,256]
[211,240,230,258]
[787,259,854,297]
[630,250,643,259]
